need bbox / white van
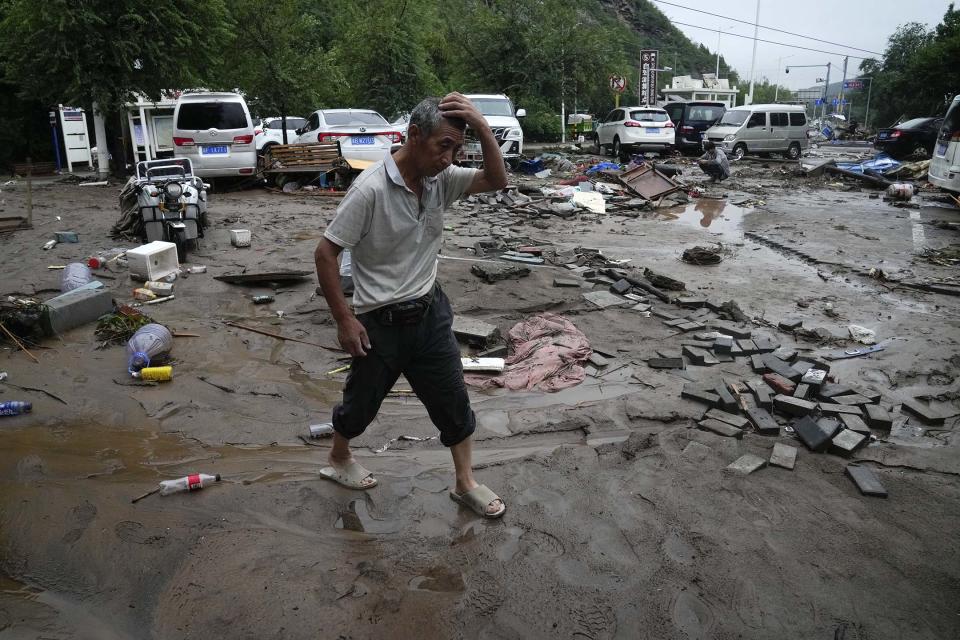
[929,95,960,194]
[705,104,809,160]
[461,94,526,167]
[172,92,257,178]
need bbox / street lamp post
[746,0,761,104]
[715,25,735,78]
[786,63,831,118]
[774,55,794,102]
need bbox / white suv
[461,94,526,167]
[595,106,675,158]
[172,92,257,178]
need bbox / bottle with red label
[159,473,221,496]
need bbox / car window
[719,110,749,126]
[629,110,668,122]
[306,113,320,131]
[176,102,248,130]
[747,113,766,128]
[323,111,388,126]
[789,112,807,126]
[665,104,684,122]
[688,106,722,121]
[469,98,515,117]
[897,118,931,130]
[769,113,788,127]
[276,117,306,130]
[942,101,960,137]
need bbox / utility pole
[822,62,832,118]
[838,56,848,116]
[746,0,760,104]
[863,77,873,129]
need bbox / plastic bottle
[159,473,221,496]
[0,401,32,416]
[61,263,93,292]
[126,323,173,374]
[309,423,335,438]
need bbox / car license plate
[937,142,947,155]
[878,132,888,139]
[201,145,228,155]
[351,136,374,145]
[646,127,660,134]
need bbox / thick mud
[1,155,959,639]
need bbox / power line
[652,0,883,56]
[668,18,871,60]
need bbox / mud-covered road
[1,149,959,639]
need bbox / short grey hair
[409,96,465,139]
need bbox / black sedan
[875,117,944,159]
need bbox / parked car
[875,117,944,159]
[930,96,960,194]
[255,116,307,153]
[594,106,675,158]
[663,101,726,153]
[460,94,526,168]
[294,109,401,162]
[172,92,257,178]
[390,112,410,142]
[705,104,808,160]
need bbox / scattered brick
[712,385,738,411]
[793,383,811,400]
[746,407,780,435]
[713,336,733,353]
[864,404,893,430]
[793,415,833,452]
[725,453,766,475]
[763,373,796,396]
[647,357,684,369]
[698,418,743,438]
[846,464,888,497]
[773,394,817,417]
[840,413,871,435]
[769,443,798,470]
[819,403,864,417]
[900,397,945,425]
[705,408,749,429]
[682,345,718,366]
[831,429,868,456]
[681,384,720,406]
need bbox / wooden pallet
[262,143,344,173]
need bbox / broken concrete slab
[682,345,718,366]
[793,415,833,452]
[831,428,868,457]
[819,383,855,399]
[712,384,738,411]
[752,336,779,352]
[832,393,872,406]
[647,357,684,369]
[676,297,707,309]
[773,349,797,362]
[676,321,707,332]
[709,322,752,339]
[663,318,688,327]
[736,339,759,355]
[610,279,632,295]
[681,384,720,406]
[900,397,945,425]
[698,419,743,439]
[840,413,872,435]
[725,453,767,475]
[470,263,531,284]
[791,360,816,377]
[713,336,733,353]
[864,404,894,431]
[582,291,632,309]
[773,394,817,417]
[778,318,804,331]
[846,464,888,497]
[769,443,797,470]
[800,369,828,387]
[745,380,773,409]
[553,277,582,288]
[651,309,681,321]
[750,354,766,372]
[452,316,501,347]
[819,403,864,418]
[705,408,750,429]
[793,383,811,400]
[746,407,780,435]
[761,354,803,381]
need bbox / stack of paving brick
[679,351,906,497]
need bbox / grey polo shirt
[324,153,478,314]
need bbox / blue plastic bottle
[0,401,32,416]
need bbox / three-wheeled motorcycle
[131,158,209,260]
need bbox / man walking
[698,140,731,182]
[313,93,508,518]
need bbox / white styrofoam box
[230,229,251,247]
[127,241,179,281]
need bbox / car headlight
[723,134,735,142]
[504,127,523,140]
[164,182,183,198]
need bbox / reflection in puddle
[334,498,400,534]
[657,199,747,237]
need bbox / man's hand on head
[438,92,487,131]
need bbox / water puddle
[334,498,400,534]
[656,199,748,237]
[407,565,465,593]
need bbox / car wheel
[612,137,622,160]
[912,144,929,158]
[787,142,801,160]
[732,143,747,160]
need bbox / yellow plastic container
[139,366,173,381]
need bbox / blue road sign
[815,99,823,105]
[832,98,839,106]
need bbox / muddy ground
[1,147,959,640]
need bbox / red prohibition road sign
[609,75,626,93]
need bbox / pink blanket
[465,314,591,392]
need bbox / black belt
[374,283,438,326]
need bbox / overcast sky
[652,0,953,91]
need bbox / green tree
[0,0,231,114]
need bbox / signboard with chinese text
[640,50,659,106]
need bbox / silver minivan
[173,92,257,178]
[705,104,809,160]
